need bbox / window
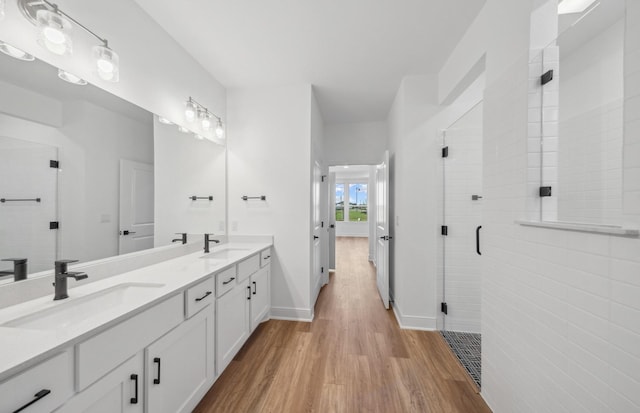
[335,183,344,221]
[349,183,367,222]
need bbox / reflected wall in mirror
[0,52,154,282]
[537,0,626,225]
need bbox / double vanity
[0,238,273,412]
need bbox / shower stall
[438,102,483,388]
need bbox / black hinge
[321,175,327,182]
[539,186,552,197]
[321,267,324,273]
[441,302,448,315]
[50,160,59,168]
[321,221,324,228]
[49,221,59,229]
[541,70,554,85]
[442,146,449,158]
[441,225,448,236]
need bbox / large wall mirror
[530,0,629,226]
[0,51,227,284]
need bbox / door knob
[121,230,137,236]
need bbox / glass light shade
[0,41,35,61]
[201,112,212,131]
[158,116,173,125]
[93,45,119,82]
[36,9,72,56]
[58,69,87,85]
[185,100,196,122]
[215,119,225,139]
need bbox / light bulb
[0,41,35,61]
[58,69,87,85]
[185,100,196,122]
[201,113,212,131]
[158,116,173,125]
[93,45,119,82]
[215,119,225,139]
[36,9,72,56]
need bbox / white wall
[227,84,314,321]
[324,121,387,166]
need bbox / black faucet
[172,233,188,244]
[54,259,88,300]
[0,258,28,281]
[204,234,220,253]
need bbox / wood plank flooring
[194,237,492,413]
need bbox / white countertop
[0,241,272,382]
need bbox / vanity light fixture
[0,41,35,61]
[557,0,597,14]
[58,68,87,85]
[185,96,224,140]
[18,0,120,82]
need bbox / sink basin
[2,282,164,330]
[200,248,250,260]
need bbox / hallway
[195,237,491,412]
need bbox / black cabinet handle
[313,235,319,240]
[247,286,251,300]
[130,374,139,404]
[153,357,161,384]
[13,389,51,413]
[263,255,271,260]
[222,277,235,285]
[252,281,257,295]
[476,226,482,256]
[195,291,212,302]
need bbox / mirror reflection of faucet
[53,260,88,300]
[0,258,28,282]
[172,233,188,244]
[204,234,220,253]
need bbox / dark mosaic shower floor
[440,331,481,389]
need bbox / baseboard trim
[391,301,437,331]
[270,306,314,322]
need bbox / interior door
[375,151,390,309]
[312,162,322,295]
[119,160,154,254]
[328,171,336,271]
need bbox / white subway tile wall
[481,7,640,409]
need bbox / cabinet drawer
[237,254,260,282]
[260,248,272,267]
[77,294,183,391]
[0,349,73,413]
[216,266,237,298]
[186,277,215,318]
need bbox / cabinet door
[250,266,270,331]
[216,278,251,375]
[56,353,143,413]
[146,305,215,413]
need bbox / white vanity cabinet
[55,353,143,413]
[216,277,251,375]
[216,250,271,375]
[0,350,74,413]
[146,304,215,413]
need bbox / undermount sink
[1,282,164,330]
[200,248,250,260]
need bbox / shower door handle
[476,226,482,256]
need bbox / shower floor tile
[440,331,481,389]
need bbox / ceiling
[133,0,485,123]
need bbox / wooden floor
[194,237,491,413]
